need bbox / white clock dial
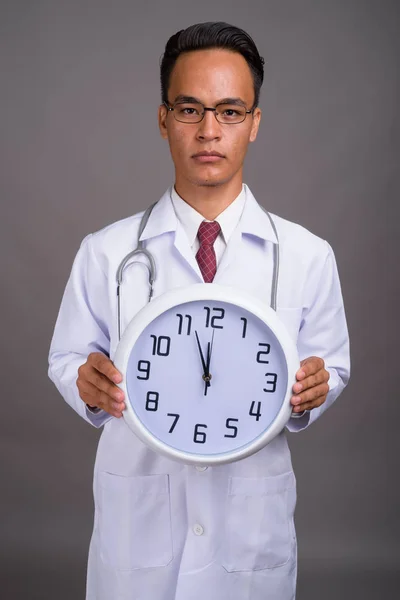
[114,284,299,465]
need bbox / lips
[192,151,225,163]
[192,151,225,158]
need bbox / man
[48,22,350,600]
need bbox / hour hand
[194,330,207,374]
[194,330,211,395]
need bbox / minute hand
[205,328,215,377]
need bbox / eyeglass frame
[163,100,254,124]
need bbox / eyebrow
[172,95,248,107]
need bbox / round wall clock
[113,283,299,465]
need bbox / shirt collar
[138,184,278,245]
[170,184,247,247]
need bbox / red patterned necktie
[196,220,221,283]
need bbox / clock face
[123,297,290,461]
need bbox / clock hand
[204,328,216,395]
[206,328,215,377]
[204,341,211,397]
[195,330,211,396]
[206,341,210,375]
[205,328,215,390]
[194,330,208,376]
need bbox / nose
[196,109,222,141]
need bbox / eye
[175,104,201,116]
[222,109,240,117]
[217,105,247,122]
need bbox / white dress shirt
[170,184,246,267]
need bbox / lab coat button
[195,466,208,471]
[193,524,204,536]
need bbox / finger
[291,382,329,409]
[85,365,125,403]
[292,369,329,394]
[295,395,325,412]
[89,352,123,384]
[296,356,325,381]
[78,380,126,418]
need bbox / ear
[158,104,169,140]
[249,107,261,143]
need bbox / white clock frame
[113,283,299,465]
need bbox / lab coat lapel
[213,226,241,282]
[139,187,203,281]
[173,222,203,281]
[214,186,278,284]
[238,186,278,244]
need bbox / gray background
[1,0,398,598]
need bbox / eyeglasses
[164,101,253,124]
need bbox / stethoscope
[116,194,280,341]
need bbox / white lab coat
[48,185,350,600]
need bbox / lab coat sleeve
[48,233,113,428]
[286,241,350,433]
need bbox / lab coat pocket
[98,472,173,571]
[276,307,303,344]
[222,471,296,572]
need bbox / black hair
[160,22,265,108]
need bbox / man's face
[158,49,261,188]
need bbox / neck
[174,171,243,221]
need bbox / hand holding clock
[77,352,125,418]
[77,353,329,418]
[291,356,330,413]
[76,350,328,419]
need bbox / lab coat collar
[138,184,278,245]
[138,188,177,241]
[239,184,278,244]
